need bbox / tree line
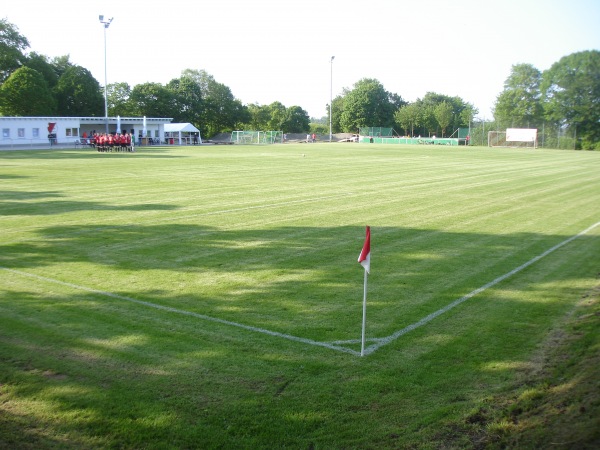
[1,18,598,147]
[0,19,310,137]
[314,79,476,139]
[493,51,600,149]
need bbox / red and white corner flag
[358,226,371,274]
[358,226,370,356]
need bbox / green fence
[359,127,395,137]
[359,136,459,146]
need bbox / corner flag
[358,226,370,356]
[358,226,371,274]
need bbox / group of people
[85,132,135,152]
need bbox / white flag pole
[361,269,368,356]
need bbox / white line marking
[2,221,598,357]
[0,267,360,356]
[358,220,600,356]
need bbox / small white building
[0,116,173,148]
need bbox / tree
[240,102,307,133]
[246,103,270,130]
[50,55,73,79]
[0,18,29,82]
[418,103,437,136]
[459,104,477,130]
[167,73,204,124]
[266,101,287,130]
[227,98,250,132]
[201,74,246,136]
[129,82,176,118]
[0,66,56,115]
[210,82,247,135]
[412,92,475,137]
[24,52,58,88]
[494,63,543,129]
[339,78,404,132]
[167,69,247,137]
[434,101,453,137]
[107,82,137,116]
[541,50,600,149]
[284,106,310,133]
[54,65,103,116]
[328,93,346,134]
[394,103,420,136]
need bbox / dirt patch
[42,370,67,381]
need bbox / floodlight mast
[329,56,335,143]
[99,15,113,134]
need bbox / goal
[488,128,538,148]
[231,131,283,144]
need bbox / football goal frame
[488,128,538,148]
[231,131,283,145]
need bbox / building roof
[0,116,173,124]
[164,123,200,133]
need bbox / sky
[3,0,600,120]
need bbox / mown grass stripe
[2,221,597,357]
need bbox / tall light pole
[329,56,335,143]
[99,15,113,134]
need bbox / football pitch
[1,144,599,448]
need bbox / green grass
[1,144,599,448]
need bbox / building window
[18,128,25,138]
[32,128,40,138]
[2,129,9,138]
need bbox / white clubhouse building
[0,116,174,148]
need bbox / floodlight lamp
[331,56,335,62]
[99,15,113,27]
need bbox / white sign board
[506,128,537,142]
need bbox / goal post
[259,131,283,144]
[230,131,283,144]
[488,128,538,148]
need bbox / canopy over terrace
[164,123,201,145]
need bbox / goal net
[231,131,283,144]
[488,128,538,148]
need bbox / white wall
[0,117,81,146]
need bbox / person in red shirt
[115,133,122,151]
[107,133,114,151]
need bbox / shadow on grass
[0,174,29,180]
[1,271,598,448]
[0,190,178,216]
[0,190,65,200]
[1,223,598,343]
